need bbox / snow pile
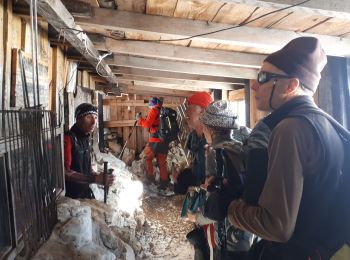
[32,197,131,260]
[33,153,145,260]
[91,152,143,216]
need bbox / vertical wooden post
[128,94,137,150]
[221,89,228,101]
[49,47,58,111]
[213,89,222,100]
[244,80,250,128]
[98,93,104,152]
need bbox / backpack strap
[299,107,350,143]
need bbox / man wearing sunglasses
[205,37,349,259]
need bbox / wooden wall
[103,95,185,153]
[0,0,69,113]
[0,2,72,258]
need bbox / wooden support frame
[109,54,258,79]
[22,0,120,93]
[94,38,265,68]
[102,98,181,107]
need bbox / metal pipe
[29,0,37,107]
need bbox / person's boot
[187,228,210,260]
[145,175,155,185]
[157,180,174,196]
[157,180,168,191]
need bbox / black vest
[65,124,93,199]
[248,96,345,259]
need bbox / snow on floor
[139,188,194,259]
[102,152,194,259]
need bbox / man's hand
[201,176,215,190]
[135,112,142,120]
[95,173,116,186]
[186,211,197,223]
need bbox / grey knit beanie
[200,100,239,129]
[264,37,327,92]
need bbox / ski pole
[119,119,138,159]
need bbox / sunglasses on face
[257,71,291,84]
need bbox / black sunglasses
[257,71,291,84]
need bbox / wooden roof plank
[75,9,350,57]
[109,54,258,79]
[212,0,350,19]
[146,0,178,17]
[113,67,241,83]
[116,74,241,89]
[116,0,146,13]
[118,79,223,91]
[94,38,265,68]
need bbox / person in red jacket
[137,97,169,190]
[64,103,115,199]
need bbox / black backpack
[159,107,180,143]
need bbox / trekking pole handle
[103,161,109,203]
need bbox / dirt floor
[138,184,195,259]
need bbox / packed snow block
[89,212,128,259]
[90,183,105,201]
[57,197,81,223]
[111,226,135,245]
[79,244,116,260]
[59,206,92,248]
[134,210,146,232]
[131,159,145,177]
[124,243,136,260]
[110,226,140,256]
[100,224,120,250]
[121,148,135,166]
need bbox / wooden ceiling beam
[75,9,350,57]
[116,75,239,90]
[94,38,265,68]
[118,79,213,92]
[235,0,350,17]
[113,67,239,84]
[124,85,196,97]
[22,0,120,93]
[109,55,258,79]
[96,83,195,97]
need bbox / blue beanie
[148,97,162,107]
